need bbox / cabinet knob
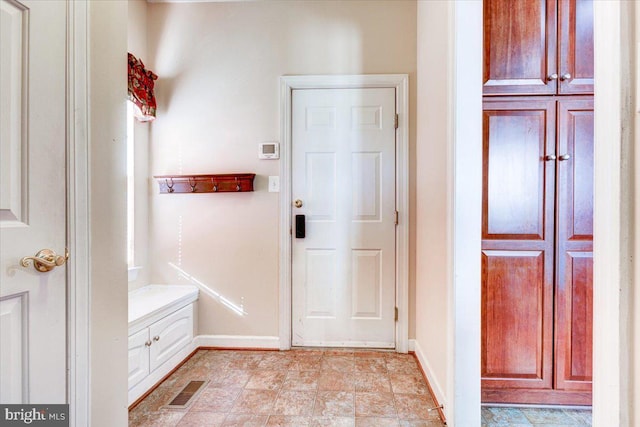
[548,73,559,81]
[560,73,572,81]
[545,154,557,161]
[145,340,152,347]
[153,336,160,341]
[559,154,571,161]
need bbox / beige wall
[146,1,417,338]
[128,0,151,291]
[89,1,129,425]
[414,0,450,407]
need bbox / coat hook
[235,177,241,192]
[189,177,197,192]
[165,178,174,193]
[212,178,218,192]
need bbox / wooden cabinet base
[482,388,592,406]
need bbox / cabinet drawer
[149,304,193,372]
[128,328,150,390]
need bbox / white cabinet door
[128,329,150,390]
[0,0,67,403]
[291,88,397,348]
[149,304,193,372]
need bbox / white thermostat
[259,142,279,159]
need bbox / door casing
[279,74,410,352]
[66,1,90,425]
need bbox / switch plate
[268,176,280,192]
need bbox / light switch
[268,176,280,193]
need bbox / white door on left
[0,0,67,403]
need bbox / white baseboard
[413,339,447,415]
[408,339,416,352]
[194,335,280,349]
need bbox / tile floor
[481,406,592,427]
[129,349,445,427]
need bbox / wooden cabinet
[481,98,593,405]
[483,0,593,96]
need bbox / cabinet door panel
[483,99,556,241]
[128,329,150,390]
[484,0,557,95]
[558,0,594,94]
[555,99,593,392]
[481,99,555,393]
[149,304,194,372]
[482,250,553,389]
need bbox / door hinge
[394,210,399,225]
[394,114,399,129]
[394,307,399,322]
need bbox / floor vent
[164,380,208,409]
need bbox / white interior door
[0,0,67,403]
[291,88,396,348]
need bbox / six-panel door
[291,88,397,348]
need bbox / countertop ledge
[128,284,198,335]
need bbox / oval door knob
[294,199,303,208]
[20,248,69,273]
[560,73,572,81]
[559,154,571,161]
[545,154,557,161]
[153,336,160,341]
[548,73,559,81]
[145,340,152,347]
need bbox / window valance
[127,52,158,122]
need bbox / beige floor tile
[273,390,316,416]
[230,390,278,415]
[317,370,356,392]
[177,411,227,426]
[190,387,241,412]
[282,370,319,391]
[354,392,397,418]
[245,370,287,391]
[389,374,429,395]
[322,356,356,372]
[313,391,355,417]
[355,373,392,393]
[393,394,439,421]
[355,416,400,426]
[222,414,269,427]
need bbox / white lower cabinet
[149,304,194,371]
[128,302,194,404]
[128,328,150,389]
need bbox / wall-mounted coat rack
[154,174,255,194]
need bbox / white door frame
[279,75,410,353]
[66,0,90,425]
[446,0,632,424]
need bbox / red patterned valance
[128,52,158,122]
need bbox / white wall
[89,1,129,425]
[415,2,482,424]
[146,1,417,339]
[414,0,451,413]
[127,0,151,291]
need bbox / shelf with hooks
[154,174,256,194]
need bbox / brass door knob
[20,249,69,273]
[294,199,303,208]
